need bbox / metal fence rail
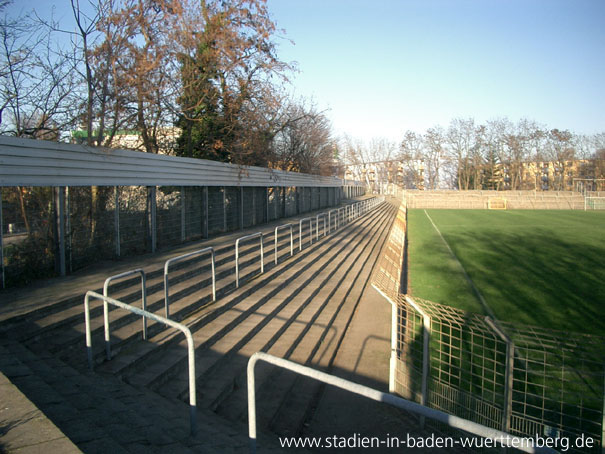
[103,269,147,359]
[164,247,216,318]
[247,352,557,454]
[235,232,264,288]
[274,224,293,265]
[315,212,327,240]
[298,217,314,251]
[327,209,339,233]
[372,197,605,453]
[83,290,197,436]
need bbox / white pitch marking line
[423,209,497,320]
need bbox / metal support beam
[203,186,208,238]
[65,187,71,273]
[281,187,286,218]
[114,187,120,257]
[295,187,300,214]
[181,186,186,242]
[240,187,244,230]
[223,186,227,232]
[252,187,257,225]
[149,186,157,253]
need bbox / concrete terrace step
[11,227,293,345]
[265,205,396,436]
[108,201,395,440]
[115,203,390,394]
[165,204,396,408]
[211,203,397,426]
[92,204,382,382]
[5,202,364,369]
[0,199,362,327]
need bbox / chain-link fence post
[404,295,431,428]
[486,317,514,433]
[222,186,227,232]
[181,186,186,242]
[240,187,244,230]
[203,186,209,238]
[601,369,605,454]
[389,302,398,393]
[148,186,157,253]
[114,187,120,257]
[54,186,66,276]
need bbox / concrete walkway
[0,369,81,454]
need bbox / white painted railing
[274,224,294,265]
[235,232,264,288]
[84,291,198,436]
[164,247,216,318]
[103,269,147,360]
[246,352,557,454]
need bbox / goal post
[584,197,605,211]
[488,197,507,210]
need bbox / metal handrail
[235,232,264,288]
[338,206,346,226]
[315,212,327,240]
[103,268,147,360]
[246,352,557,454]
[328,209,339,234]
[84,291,197,436]
[274,224,293,265]
[164,247,216,319]
[298,217,314,251]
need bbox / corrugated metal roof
[0,137,363,188]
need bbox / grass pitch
[407,209,605,335]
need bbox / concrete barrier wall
[404,190,586,210]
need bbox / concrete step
[16,229,294,347]
[118,203,388,394]
[17,206,358,369]
[0,204,342,346]
[168,204,396,408]
[92,209,372,380]
[210,203,397,424]
[263,204,396,436]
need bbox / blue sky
[6,0,605,143]
[266,0,605,142]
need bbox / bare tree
[423,126,446,190]
[544,128,574,190]
[271,100,335,175]
[446,118,484,190]
[0,10,78,138]
[399,130,425,188]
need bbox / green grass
[407,209,605,335]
